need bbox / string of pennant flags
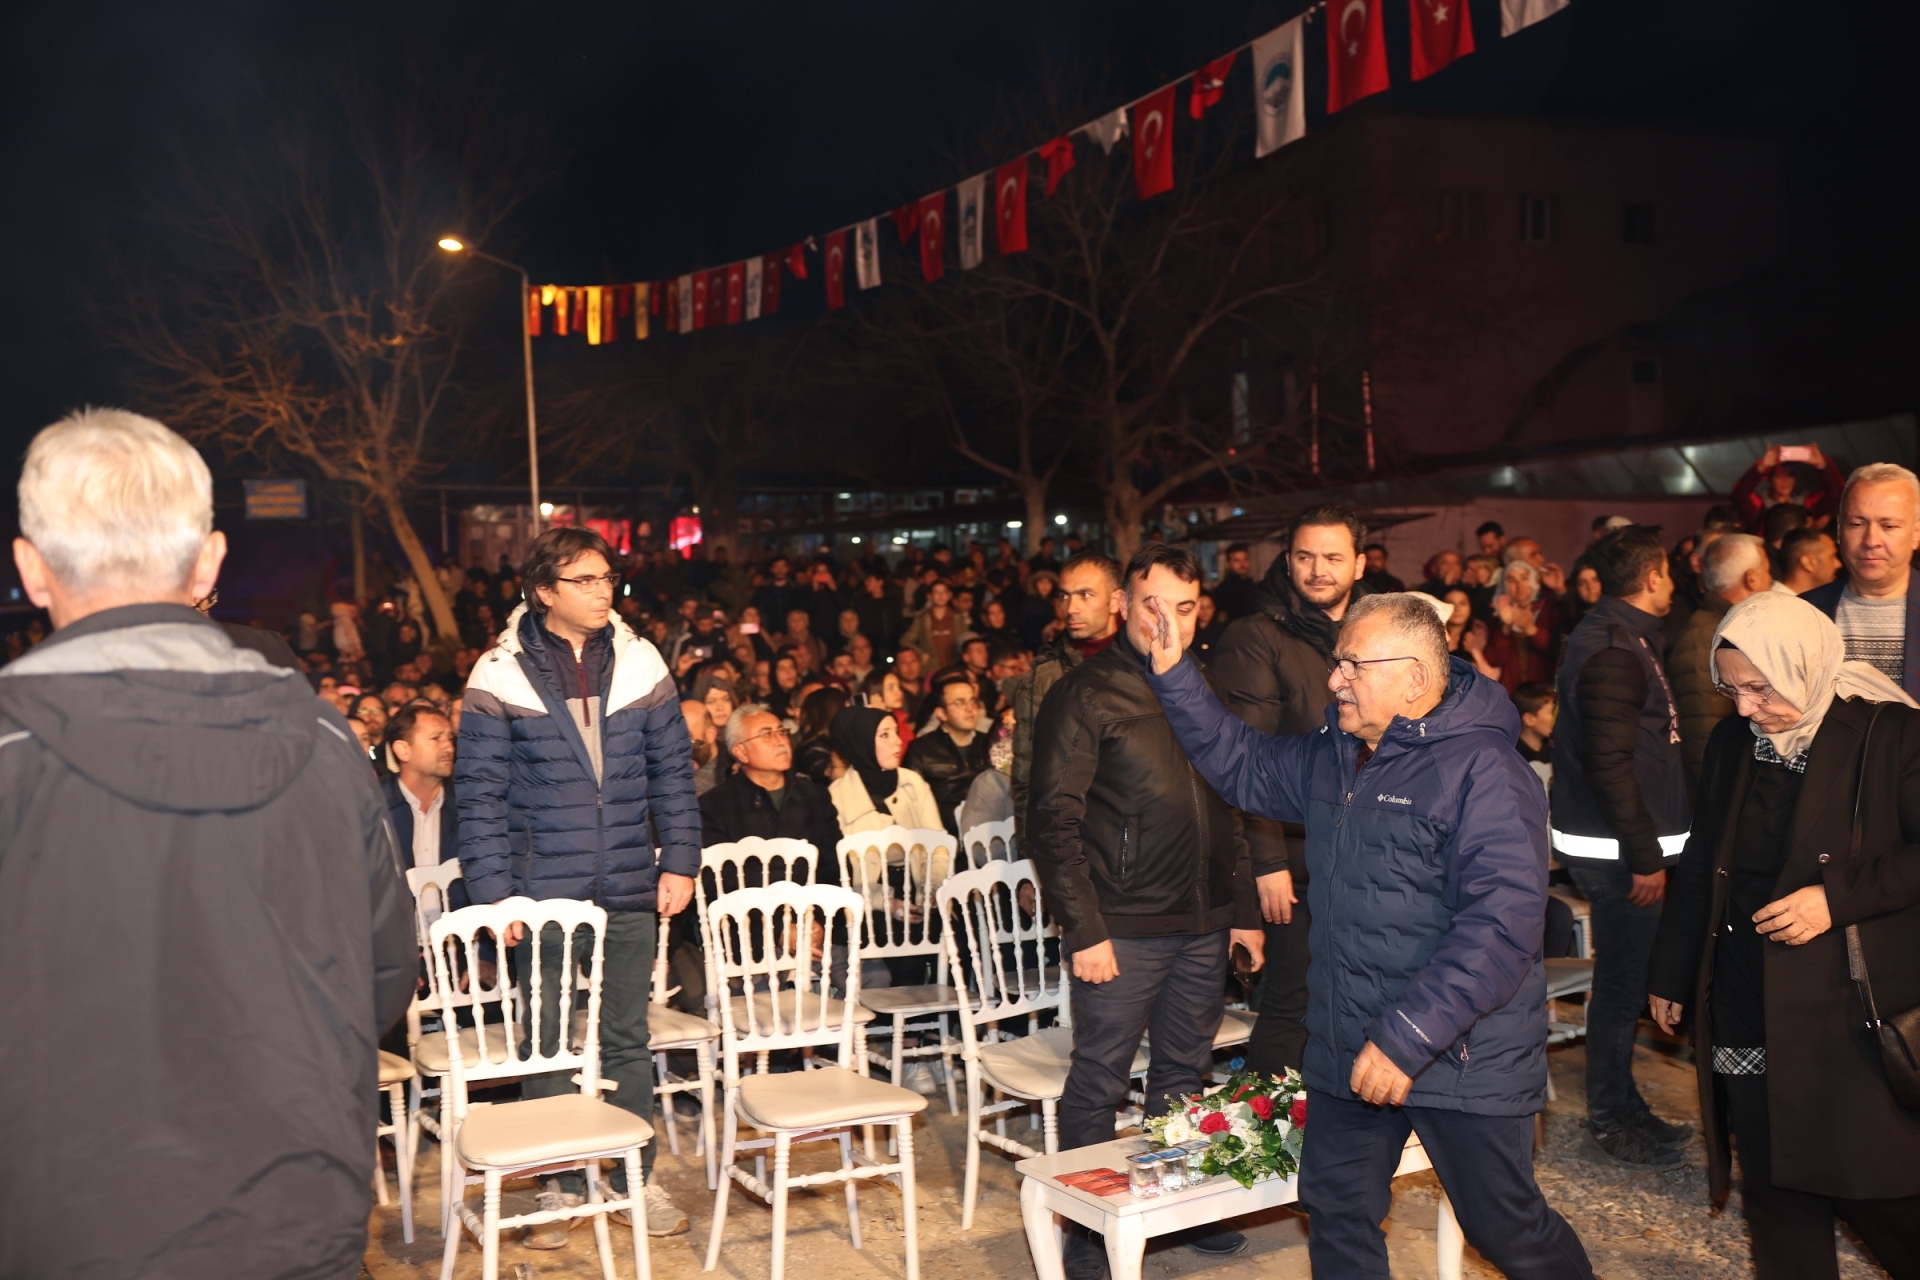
[531,0,1572,345]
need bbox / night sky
[0,0,1912,488]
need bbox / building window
[1436,190,1484,242]
[1622,202,1657,245]
[1518,194,1564,243]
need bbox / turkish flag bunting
[663,278,678,332]
[1190,52,1236,119]
[915,191,946,282]
[785,243,808,280]
[527,287,542,336]
[1132,84,1177,200]
[615,285,631,317]
[1410,0,1474,79]
[891,204,919,244]
[824,230,848,311]
[649,283,662,314]
[691,272,710,330]
[725,262,745,324]
[571,288,587,334]
[994,157,1028,255]
[1327,0,1390,112]
[762,256,783,315]
[1037,136,1076,196]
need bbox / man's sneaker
[524,1187,582,1250]
[612,1183,690,1236]
[1627,1106,1694,1149]
[903,1062,941,1095]
[1587,1118,1683,1168]
[1185,1227,1248,1257]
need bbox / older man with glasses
[1139,590,1594,1280]
[456,525,702,1244]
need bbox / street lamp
[438,236,544,535]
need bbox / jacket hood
[0,604,318,812]
[1344,656,1521,749]
[1255,559,1371,659]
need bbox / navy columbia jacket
[1147,653,1549,1115]
[455,604,701,909]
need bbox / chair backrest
[836,824,955,968]
[936,858,1064,1048]
[958,818,1016,869]
[695,839,820,1005]
[427,896,608,1094]
[704,881,866,1077]
[406,861,466,947]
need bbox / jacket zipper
[570,639,605,904]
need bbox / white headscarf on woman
[1711,591,1916,761]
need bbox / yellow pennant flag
[635,282,650,339]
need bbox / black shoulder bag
[1843,705,1920,1113]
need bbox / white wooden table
[1016,1133,1462,1280]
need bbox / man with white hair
[1139,591,1592,1278]
[0,409,416,1279]
[1668,532,1773,794]
[1802,462,1920,698]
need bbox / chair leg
[374,1133,390,1206]
[897,1120,920,1280]
[698,1042,718,1191]
[480,1170,502,1280]
[438,1157,463,1280]
[657,1051,682,1156]
[838,1130,862,1250]
[585,1163,616,1280]
[770,1133,793,1280]
[889,1014,906,1156]
[1042,1099,1059,1154]
[962,1067,983,1231]
[439,1091,457,1238]
[391,1081,415,1244]
[704,1092,740,1272]
[628,1147,652,1280]
[939,1017,960,1115]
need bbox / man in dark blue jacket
[456,526,701,1243]
[1139,591,1592,1279]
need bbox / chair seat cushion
[413,1023,512,1075]
[735,1066,928,1130]
[455,1093,653,1169]
[567,1005,719,1049]
[1544,957,1595,1000]
[858,984,961,1017]
[727,991,876,1035]
[378,1049,416,1085]
[977,1026,1148,1101]
[1213,1008,1257,1048]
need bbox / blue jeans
[1299,1088,1593,1279]
[1564,860,1662,1123]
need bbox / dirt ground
[365,1040,1892,1280]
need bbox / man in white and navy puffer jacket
[455,526,700,1241]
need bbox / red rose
[1248,1095,1274,1120]
[1198,1111,1231,1135]
[1289,1097,1308,1127]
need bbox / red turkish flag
[649,283,662,315]
[916,191,946,282]
[1132,84,1176,200]
[1190,52,1236,119]
[824,230,847,311]
[615,285,632,317]
[725,263,745,324]
[663,280,678,332]
[691,272,710,329]
[1327,0,1390,112]
[1409,0,1474,79]
[761,256,783,315]
[527,287,541,336]
[785,243,808,281]
[994,157,1028,255]
[1037,135,1075,195]
[891,204,919,244]
[571,288,587,334]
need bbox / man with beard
[1207,504,1368,1076]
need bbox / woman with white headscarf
[1648,592,1920,1278]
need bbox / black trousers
[1058,932,1227,1151]
[1299,1088,1593,1279]
[1564,860,1661,1122]
[1723,1073,1920,1279]
[1245,895,1312,1076]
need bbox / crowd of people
[6,406,1917,1280]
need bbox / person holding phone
[1732,443,1846,533]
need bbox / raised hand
[1143,595,1184,675]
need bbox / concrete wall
[1366,496,1723,583]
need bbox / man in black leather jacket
[904,672,991,833]
[1207,505,1368,1077]
[1029,543,1264,1272]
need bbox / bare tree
[112,47,543,639]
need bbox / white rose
[1162,1116,1193,1146]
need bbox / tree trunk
[349,499,367,604]
[1106,482,1147,564]
[379,488,461,642]
[700,480,740,559]
[1022,479,1049,557]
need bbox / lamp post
[438,236,545,535]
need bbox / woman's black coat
[1648,696,1920,1203]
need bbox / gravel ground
[365,1037,1893,1279]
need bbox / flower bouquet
[1144,1067,1308,1189]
